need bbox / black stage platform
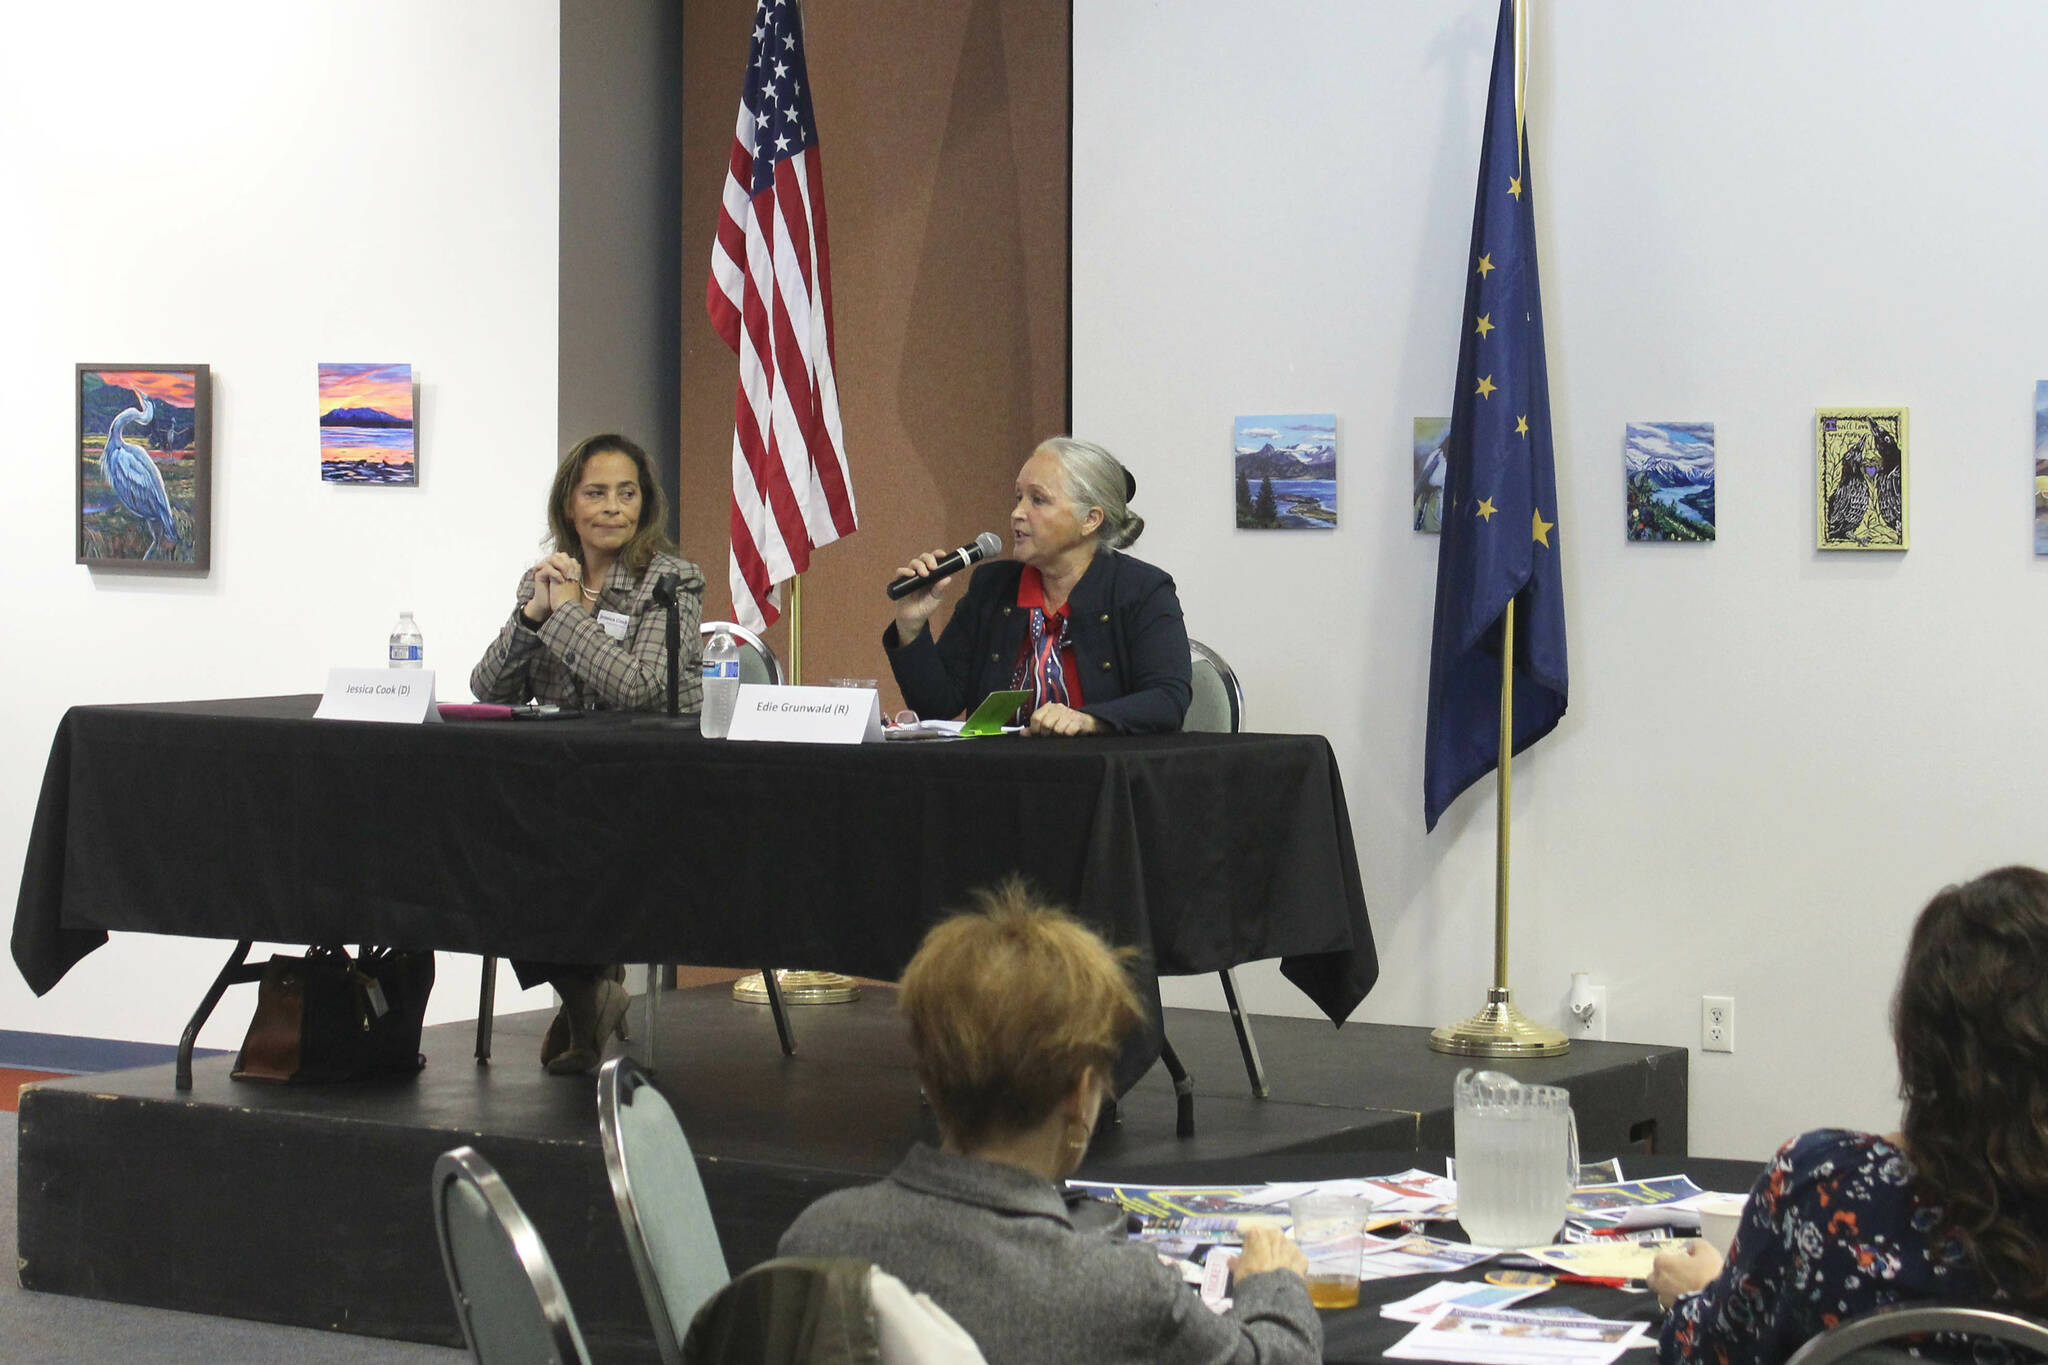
[16,983,1685,1360]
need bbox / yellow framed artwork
[1816,407,1907,551]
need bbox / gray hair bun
[1037,436,1144,550]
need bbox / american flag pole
[707,0,857,638]
[710,0,854,1011]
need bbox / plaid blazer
[469,550,704,713]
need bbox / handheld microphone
[886,532,1003,600]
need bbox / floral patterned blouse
[1659,1129,1988,1365]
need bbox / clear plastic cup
[1287,1193,1373,1309]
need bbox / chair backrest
[597,1057,731,1365]
[699,620,783,686]
[1184,638,1245,734]
[1782,1303,2048,1365]
[432,1145,593,1365]
[680,1258,985,1365]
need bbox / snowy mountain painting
[1235,413,1336,530]
[1624,421,1715,542]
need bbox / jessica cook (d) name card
[314,668,440,724]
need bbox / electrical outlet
[1702,995,1734,1053]
[1569,986,1607,1039]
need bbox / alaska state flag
[1423,0,1569,832]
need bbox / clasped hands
[523,552,585,624]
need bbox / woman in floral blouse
[1650,866,2048,1364]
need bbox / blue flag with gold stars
[1424,0,1568,832]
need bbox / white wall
[0,1,566,1048]
[1075,0,2048,1158]
[9,0,2045,1156]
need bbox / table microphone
[648,572,682,716]
[886,532,1003,600]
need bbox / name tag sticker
[596,609,630,642]
[315,667,441,724]
[723,684,884,744]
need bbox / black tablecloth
[12,696,1378,1091]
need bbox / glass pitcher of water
[1452,1068,1578,1249]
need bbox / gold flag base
[732,970,862,1006]
[1429,986,1569,1058]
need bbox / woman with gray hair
[885,437,1192,735]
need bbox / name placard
[314,668,441,724]
[723,684,883,744]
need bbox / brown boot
[545,976,630,1076]
[540,1005,572,1068]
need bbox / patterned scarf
[1011,603,1073,721]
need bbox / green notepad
[960,690,1031,736]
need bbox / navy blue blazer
[883,552,1193,735]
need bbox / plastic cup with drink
[1287,1193,1375,1309]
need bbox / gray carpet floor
[0,1111,468,1364]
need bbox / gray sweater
[778,1145,1321,1365]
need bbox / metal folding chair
[432,1145,593,1365]
[1782,1303,2048,1365]
[597,1057,730,1364]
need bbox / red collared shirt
[1015,565,1084,708]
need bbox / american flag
[707,0,856,632]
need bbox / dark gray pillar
[559,0,684,539]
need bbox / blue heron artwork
[77,365,211,571]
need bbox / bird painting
[1817,408,1909,550]
[1824,437,1873,544]
[100,388,179,560]
[1870,422,1905,538]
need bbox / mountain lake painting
[1235,413,1336,530]
[320,363,415,485]
[1624,420,1716,542]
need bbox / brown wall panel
[680,0,1070,711]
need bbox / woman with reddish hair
[780,880,1319,1364]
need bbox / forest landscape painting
[1235,413,1336,529]
[76,364,211,571]
[1624,421,1716,541]
[320,363,415,484]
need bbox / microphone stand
[647,572,685,723]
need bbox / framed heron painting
[76,364,212,572]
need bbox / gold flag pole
[787,572,803,684]
[734,570,861,1008]
[1430,599,1568,1057]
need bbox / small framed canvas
[77,364,212,571]
[1815,407,1907,551]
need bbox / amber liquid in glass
[1307,1275,1361,1310]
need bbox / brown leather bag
[232,945,434,1083]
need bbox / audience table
[1094,1149,1770,1365]
[12,695,1379,1093]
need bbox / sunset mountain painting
[319,363,416,485]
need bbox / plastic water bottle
[388,612,423,668]
[700,626,741,738]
